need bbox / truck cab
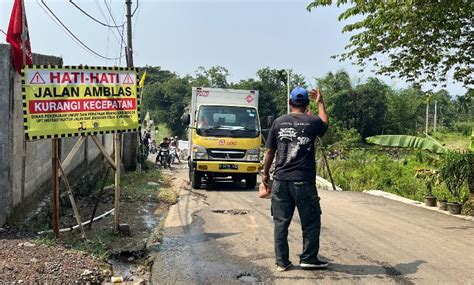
[183,87,261,189]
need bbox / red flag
[6,0,32,73]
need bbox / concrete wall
[0,44,113,226]
[0,44,14,226]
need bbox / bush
[454,122,472,136]
[439,151,470,202]
[321,150,428,201]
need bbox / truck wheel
[245,174,257,189]
[191,170,202,189]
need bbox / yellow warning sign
[22,65,139,140]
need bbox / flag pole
[21,0,26,64]
[20,0,28,205]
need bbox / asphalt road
[151,169,474,284]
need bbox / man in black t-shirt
[262,87,329,272]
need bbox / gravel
[0,229,109,283]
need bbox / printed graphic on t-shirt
[277,126,311,165]
[267,113,327,181]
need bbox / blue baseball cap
[290,86,309,101]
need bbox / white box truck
[182,87,262,189]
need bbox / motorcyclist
[170,136,181,163]
[156,137,171,165]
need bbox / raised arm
[310,89,329,125]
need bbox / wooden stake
[51,138,60,237]
[58,160,86,240]
[91,135,117,171]
[59,136,85,177]
[114,133,121,230]
[321,148,337,191]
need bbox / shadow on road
[327,260,426,277]
[200,180,259,192]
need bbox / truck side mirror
[267,116,274,128]
[181,113,190,124]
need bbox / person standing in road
[261,87,329,272]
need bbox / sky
[0,0,467,95]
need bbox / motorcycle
[159,147,172,169]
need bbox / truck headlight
[247,147,260,161]
[192,144,208,159]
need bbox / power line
[38,0,124,61]
[94,0,124,64]
[103,0,127,66]
[118,1,127,66]
[132,0,139,17]
[69,0,123,28]
[132,0,141,38]
[104,0,126,47]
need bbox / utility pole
[287,69,290,114]
[433,100,438,133]
[425,100,429,134]
[122,0,137,171]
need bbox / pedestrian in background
[261,87,329,272]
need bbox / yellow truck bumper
[195,161,261,174]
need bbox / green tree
[142,70,191,137]
[384,88,424,134]
[233,68,307,121]
[316,72,389,138]
[194,66,230,88]
[307,1,474,87]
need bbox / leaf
[366,135,447,153]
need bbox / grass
[34,229,115,261]
[102,161,177,204]
[320,149,470,204]
[432,131,471,150]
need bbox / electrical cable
[38,0,124,60]
[118,1,127,66]
[69,0,123,28]
[104,0,128,66]
[93,0,123,48]
[132,0,141,38]
[104,0,125,46]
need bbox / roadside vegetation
[34,161,178,260]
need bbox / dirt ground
[0,228,108,283]
[1,164,178,284]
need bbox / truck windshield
[196,106,259,138]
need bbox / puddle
[141,207,158,230]
[237,273,259,283]
[108,258,136,280]
[212,209,249,215]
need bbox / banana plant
[366,135,447,154]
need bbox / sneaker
[276,262,293,272]
[300,260,329,269]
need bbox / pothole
[237,272,259,283]
[212,209,249,215]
